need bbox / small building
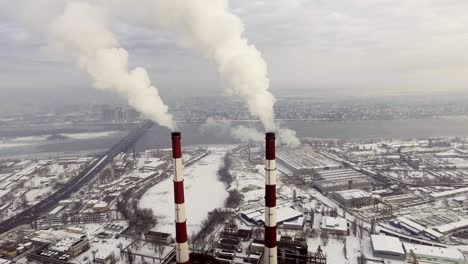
[237,227,253,241]
[144,231,173,245]
[403,243,467,264]
[0,241,18,258]
[332,189,373,208]
[248,240,264,254]
[218,238,241,251]
[95,252,116,264]
[320,216,348,236]
[93,201,109,212]
[370,235,405,260]
[50,236,90,257]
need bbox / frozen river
[139,146,230,236]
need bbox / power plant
[171,132,190,264]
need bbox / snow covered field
[139,146,230,236]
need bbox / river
[2,117,468,158]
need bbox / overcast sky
[1,0,468,110]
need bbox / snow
[139,146,229,236]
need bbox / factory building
[49,236,90,257]
[403,243,467,264]
[314,169,375,193]
[331,189,373,208]
[276,149,341,173]
[240,205,303,228]
[435,219,468,235]
[144,231,173,245]
[430,187,468,199]
[370,235,405,260]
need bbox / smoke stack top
[171,132,182,159]
[265,132,276,160]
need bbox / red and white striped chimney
[171,132,190,264]
[264,132,277,264]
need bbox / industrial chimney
[264,132,277,264]
[171,132,190,264]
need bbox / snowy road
[139,146,230,237]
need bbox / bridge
[0,121,154,234]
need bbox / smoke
[231,126,264,143]
[201,118,301,148]
[145,0,276,132]
[201,118,262,143]
[26,1,175,130]
[278,128,301,148]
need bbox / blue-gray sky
[1,0,468,110]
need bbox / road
[0,121,154,234]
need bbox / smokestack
[264,132,277,264]
[171,132,190,264]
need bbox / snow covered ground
[0,131,119,149]
[139,146,230,236]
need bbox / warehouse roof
[371,235,405,256]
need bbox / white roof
[371,235,405,256]
[242,205,303,225]
[48,205,64,216]
[435,219,468,234]
[334,189,372,200]
[321,216,347,232]
[423,228,444,239]
[397,217,425,232]
[403,243,465,260]
[430,187,468,198]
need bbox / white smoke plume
[278,128,301,148]
[231,126,264,143]
[145,0,276,132]
[32,1,175,130]
[201,118,301,148]
[201,118,262,143]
